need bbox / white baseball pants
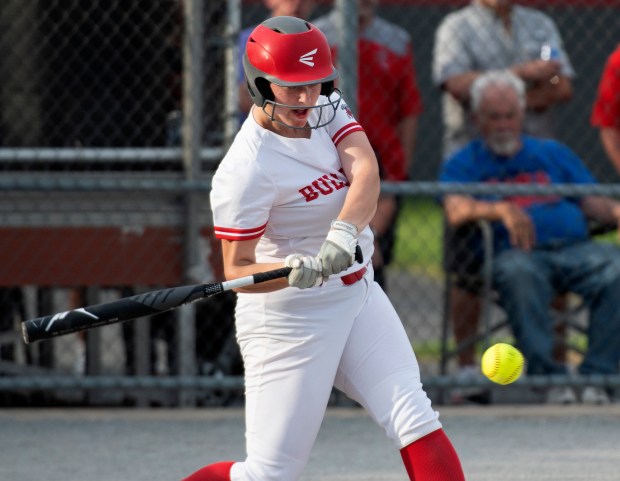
[230,267,442,481]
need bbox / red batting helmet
[243,16,341,128]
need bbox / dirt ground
[1,404,619,481]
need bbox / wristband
[331,219,358,236]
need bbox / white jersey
[211,96,374,274]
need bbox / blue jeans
[493,242,620,376]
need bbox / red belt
[340,266,367,286]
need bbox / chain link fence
[1,0,620,406]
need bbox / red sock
[400,429,465,481]
[181,461,235,481]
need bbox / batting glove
[318,220,358,279]
[285,254,323,289]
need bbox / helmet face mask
[243,16,341,129]
[261,88,342,130]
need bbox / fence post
[335,0,358,116]
[224,0,240,148]
[179,0,204,407]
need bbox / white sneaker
[545,386,577,405]
[581,386,610,405]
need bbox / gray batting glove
[318,220,358,280]
[284,254,323,289]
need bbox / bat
[21,267,292,344]
[22,245,364,344]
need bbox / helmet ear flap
[256,78,274,103]
[246,77,274,107]
[321,81,334,97]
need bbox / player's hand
[318,220,358,279]
[284,254,323,289]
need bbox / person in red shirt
[591,45,620,174]
[314,0,423,289]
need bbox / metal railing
[1,178,619,405]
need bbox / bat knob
[354,245,363,264]
[21,322,31,345]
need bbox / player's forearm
[225,264,290,293]
[336,133,381,231]
[338,167,379,231]
[221,240,289,293]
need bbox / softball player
[182,16,465,481]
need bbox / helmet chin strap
[261,90,342,130]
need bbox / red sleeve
[591,46,620,128]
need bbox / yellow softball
[481,343,524,385]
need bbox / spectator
[440,70,620,405]
[238,0,317,119]
[433,0,574,159]
[591,44,620,175]
[314,0,423,289]
[432,0,574,381]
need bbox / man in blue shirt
[440,70,620,404]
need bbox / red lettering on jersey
[299,171,350,202]
[299,185,319,202]
[313,178,335,195]
[328,174,346,190]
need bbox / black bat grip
[253,267,292,283]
